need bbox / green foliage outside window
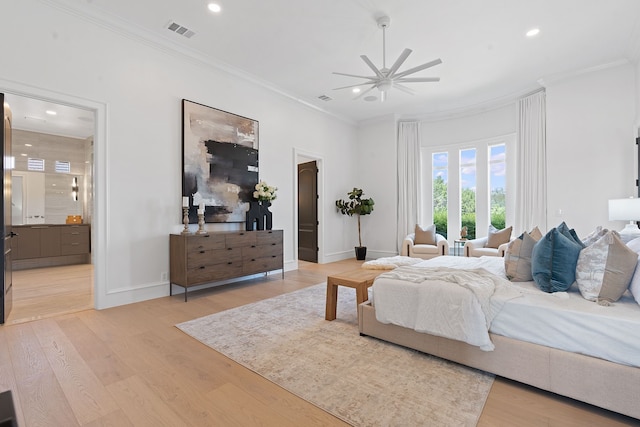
[432,179,506,240]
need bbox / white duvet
[373,257,522,351]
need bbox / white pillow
[581,226,607,246]
[576,231,637,303]
[625,237,640,305]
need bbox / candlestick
[182,196,189,208]
[181,207,190,234]
[196,212,207,235]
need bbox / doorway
[3,93,95,324]
[298,160,318,262]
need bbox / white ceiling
[6,0,640,137]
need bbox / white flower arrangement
[253,180,277,202]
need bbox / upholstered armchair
[463,237,510,257]
[463,225,513,257]
[402,225,449,259]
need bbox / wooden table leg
[325,278,338,321]
[355,283,369,310]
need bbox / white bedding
[373,258,521,351]
[372,256,640,367]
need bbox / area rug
[176,284,494,426]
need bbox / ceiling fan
[333,15,442,102]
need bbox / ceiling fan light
[378,80,392,92]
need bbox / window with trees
[421,135,514,243]
[432,152,448,238]
[460,148,477,239]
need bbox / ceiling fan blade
[387,48,412,77]
[353,85,376,100]
[360,55,385,79]
[395,77,441,83]
[393,83,416,95]
[332,71,376,79]
[394,58,443,79]
[333,81,376,90]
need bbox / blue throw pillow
[531,228,583,292]
[557,221,585,248]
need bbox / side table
[453,239,467,256]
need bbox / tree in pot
[335,188,375,260]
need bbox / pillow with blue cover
[531,227,583,292]
[556,221,586,248]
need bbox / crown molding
[537,59,630,87]
[38,0,355,127]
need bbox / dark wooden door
[298,161,318,262]
[1,94,13,324]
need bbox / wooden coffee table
[325,268,384,321]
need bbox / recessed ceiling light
[45,110,57,115]
[526,28,540,37]
[25,144,32,147]
[20,153,27,157]
[352,88,361,94]
[208,3,221,13]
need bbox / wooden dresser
[12,224,91,270]
[169,229,283,301]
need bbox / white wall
[0,0,358,308]
[421,105,517,147]
[546,63,637,236]
[352,115,398,259]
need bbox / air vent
[166,21,196,39]
[318,95,332,102]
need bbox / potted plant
[335,188,375,260]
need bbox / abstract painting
[182,99,259,223]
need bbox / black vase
[355,246,367,260]
[245,200,273,231]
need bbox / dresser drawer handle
[227,248,232,251]
[272,255,276,258]
[251,245,256,248]
[199,266,205,269]
[227,262,232,265]
[251,258,256,261]
[203,235,210,238]
[199,250,205,254]
[271,243,276,246]
[71,232,80,235]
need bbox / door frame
[293,148,324,264]
[0,78,106,309]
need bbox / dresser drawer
[225,231,256,248]
[256,230,283,245]
[61,241,90,255]
[187,262,243,284]
[242,244,281,259]
[187,247,241,267]
[186,234,225,251]
[242,254,283,275]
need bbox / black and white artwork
[182,99,259,223]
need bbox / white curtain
[397,121,421,253]
[515,90,547,234]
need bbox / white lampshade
[608,198,640,242]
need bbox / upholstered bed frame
[358,301,640,420]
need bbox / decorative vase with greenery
[335,188,375,260]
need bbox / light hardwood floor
[0,259,638,426]
[6,264,93,325]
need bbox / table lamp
[608,198,640,242]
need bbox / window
[460,148,477,239]
[489,144,506,229]
[55,160,71,173]
[432,152,448,238]
[421,135,514,243]
[27,158,44,171]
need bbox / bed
[358,256,640,420]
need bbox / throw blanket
[374,266,522,351]
[362,255,423,270]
